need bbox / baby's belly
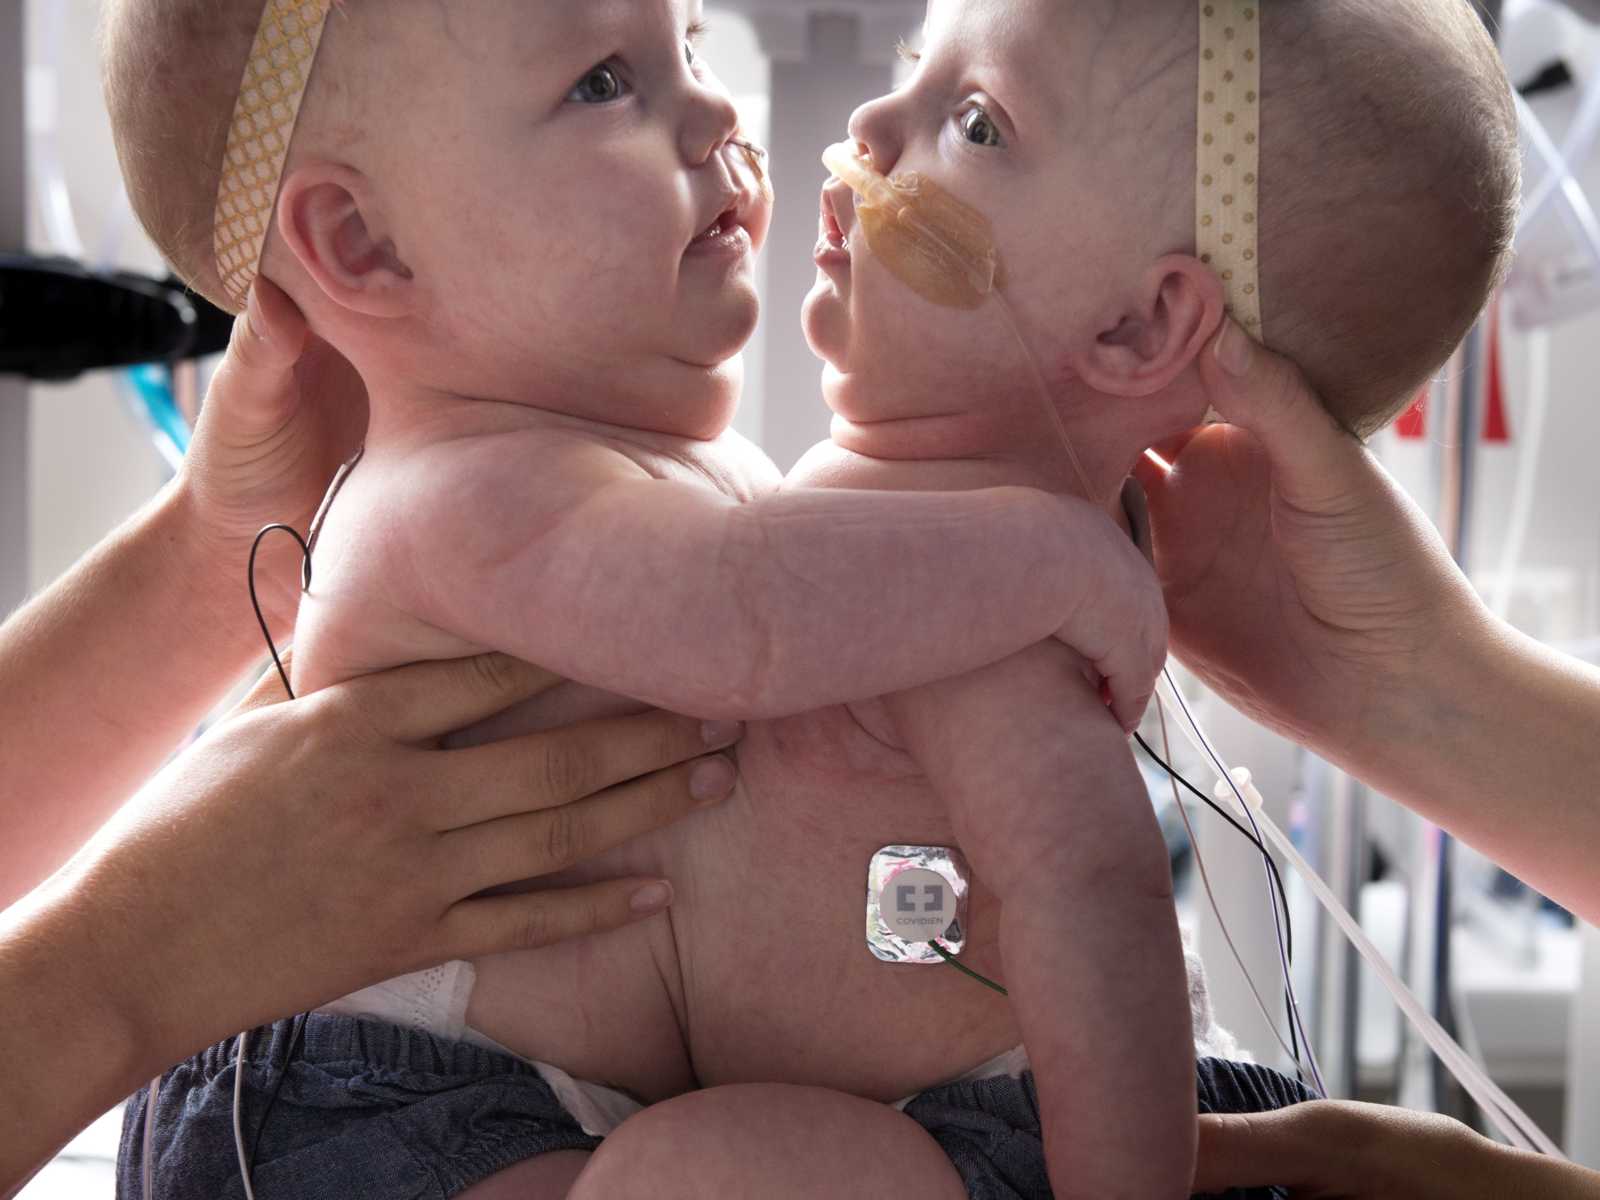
[463,702,1019,1105]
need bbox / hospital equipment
[6,0,1598,1188]
[868,844,973,964]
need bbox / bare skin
[0,289,751,1196]
[1156,327,1600,1198]
[264,2,1193,1197]
[1140,325,1600,927]
[1195,1100,1600,1199]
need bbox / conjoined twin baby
[105,0,1519,1196]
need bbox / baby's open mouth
[822,201,847,250]
[694,210,736,243]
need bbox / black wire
[248,524,313,701]
[244,523,318,1179]
[1133,731,1306,1077]
[1133,732,1294,967]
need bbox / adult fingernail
[702,720,744,748]
[630,881,673,914]
[690,756,737,804]
[1214,320,1254,377]
[244,285,267,343]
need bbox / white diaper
[324,925,1237,1134]
[319,961,643,1136]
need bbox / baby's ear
[1066,256,1226,398]
[276,162,415,320]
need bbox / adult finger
[1196,320,1374,515]
[436,876,678,960]
[1191,1111,1316,1193]
[432,711,745,828]
[446,754,738,890]
[339,654,566,743]
[208,280,312,433]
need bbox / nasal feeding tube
[821,143,1099,504]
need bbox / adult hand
[1193,1102,1600,1199]
[23,652,741,1080]
[1133,322,1485,756]
[181,279,368,631]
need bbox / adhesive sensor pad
[867,845,971,964]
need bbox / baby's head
[101,0,771,437]
[807,0,1518,487]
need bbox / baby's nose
[848,93,904,175]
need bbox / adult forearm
[0,889,151,1197]
[1476,1143,1600,1199]
[0,481,265,905]
[1339,608,1600,924]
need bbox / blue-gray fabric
[120,1013,1311,1199]
[901,1056,1315,1200]
[117,1015,601,1200]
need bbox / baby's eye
[686,19,710,68]
[568,63,628,104]
[959,105,1004,148]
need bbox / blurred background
[7,0,1600,1192]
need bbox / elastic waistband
[188,1013,544,1084]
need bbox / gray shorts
[901,1056,1315,1200]
[120,1015,1309,1200]
[118,1014,604,1200]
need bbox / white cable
[1156,700,1306,1071]
[140,1074,160,1200]
[27,0,83,259]
[1521,45,1600,238]
[1490,329,1553,619]
[1516,92,1600,270]
[1157,675,1566,1157]
[233,1030,258,1200]
[1158,672,1328,1096]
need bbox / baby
[103,0,1518,1198]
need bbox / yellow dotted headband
[213,0,337,309]
[1196,0,1262,339]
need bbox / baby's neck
[359,372,736,458]
[830,405,1136,518]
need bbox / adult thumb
[1197,320,1374,515]
[208,279,311,434]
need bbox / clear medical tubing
[1516,91,1600,267]
[1521,49,1600,239]
[1159,673,1327,1098]
[1489,330,1553,619]
[1155,672,1567,1158]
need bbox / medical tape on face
[1196,0,1262,338]
[213,0,336,309]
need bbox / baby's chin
[677,277,763,371]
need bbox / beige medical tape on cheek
[214,0,337,310]
[1197,0,1263,422]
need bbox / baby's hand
[1050,497,1168,732]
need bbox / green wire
[930,940,1009,997]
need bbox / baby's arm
[391,434,1164,721]
[888,647,1196,1200]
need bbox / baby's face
[804,0,1190,441]
[342,0,771,433]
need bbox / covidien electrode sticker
[866,845,970,965]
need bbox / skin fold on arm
[396,431,1162,723]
